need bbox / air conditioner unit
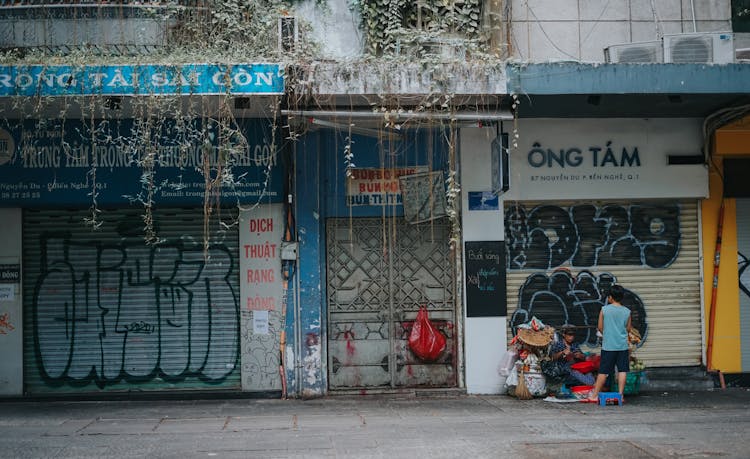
[663,32,734,64]
[278,16,298,53]
[396,36,467,61]
[604,41,663,63]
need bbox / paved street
[2,389,750,458]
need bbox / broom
[515,368,533,400]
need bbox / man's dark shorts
[599,349,630,374]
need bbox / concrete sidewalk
[1,388,749,458]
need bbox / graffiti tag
[32,232,239,388]
[510,269,647,347]
[505,203,681,269]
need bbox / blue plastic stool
[598,392,623,406]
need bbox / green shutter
[23,207,241,394]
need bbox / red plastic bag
[408,307,446,362]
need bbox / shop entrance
[326,217,457,389]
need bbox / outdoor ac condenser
[663,32,734,64]
[604,41,663,63]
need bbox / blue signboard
[468,191,499,211]
[0,118,284,207]
[0,63,284,96]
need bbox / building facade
[1,0,749,398]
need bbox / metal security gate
[326,217,456,389]
[22,207,241,394]
[504,200,702,367]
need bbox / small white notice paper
[0,285,14,301]
[253,310,269,335]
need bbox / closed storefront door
[23,207,241,394]
[326,217,457,389]
[504,200,702,367]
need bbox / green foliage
[0,0,477,244]
[0,0,322,64]
[169,0,285,57]
[351,0,483,56]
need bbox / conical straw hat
[516,326,554,347]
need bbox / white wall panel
[296,0,363,59]
[580,0,630,21]
[528,21,581,60]
[0,209,22,396]
[510,21,531,60]
[525,0,580,21]
[581,21,631,60]
[460,127,507,394]
[691,1,731,21]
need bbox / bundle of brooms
[515,368,533,400]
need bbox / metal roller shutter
[22,207,241,394]
[736,199,750,372]
[505,200,702,367]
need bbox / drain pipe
[706,198,726,389]
[648,0,662,38]
[690,0,697,32]
[281,109,513,122]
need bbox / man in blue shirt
[588,284,632,402]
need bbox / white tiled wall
[295,0,734,62]
[510,0,733,62]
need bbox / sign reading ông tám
[346,166,428,206]
[503,118,708,200]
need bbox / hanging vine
[0,0,500,252]
[350,0,484,56]
[0,0,322,248]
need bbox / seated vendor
[548,325,595,386]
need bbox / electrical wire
[580,0,614,47]
[703,103,750,174]
[524,4,580,60]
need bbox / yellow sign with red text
[346,167,428,206]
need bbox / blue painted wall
[506,63,750,95]
[294,130,326,397]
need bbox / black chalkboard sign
[465,241,506,317]
[733,1,750,33]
